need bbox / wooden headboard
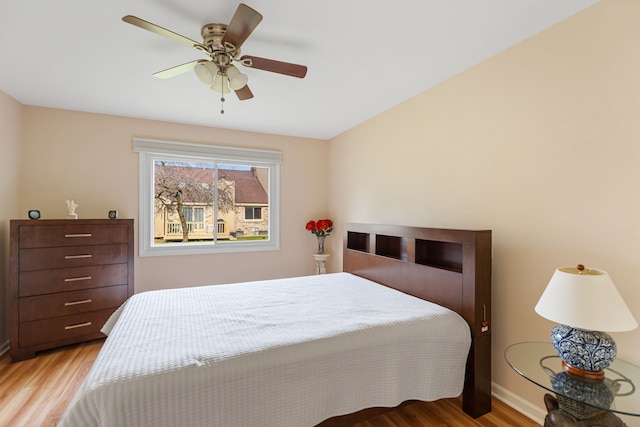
[343,223,492,418]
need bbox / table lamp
[535,265,638,380]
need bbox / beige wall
[328,0,639,423]
[14,107,328,290]
[0,91,22,351]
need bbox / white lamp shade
[535,266,638,332]
[194,62,218,85]
[226,65,248,90]
[210,73,229,93]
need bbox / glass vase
[317,235,325,254]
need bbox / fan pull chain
[220,74,226,114]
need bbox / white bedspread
[58,272,471,427]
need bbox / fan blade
[220,4,263,51]
[235,85,254,100]
[240,55,307,78]
[123,15,204,50]
[153,60,202,79]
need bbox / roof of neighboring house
[155,164,268,205]
[218,169,268,205]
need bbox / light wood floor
[0,340,541,427]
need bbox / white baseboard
[0,340,9,359]
[492,382,546,425]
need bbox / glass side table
[505,342,640,427]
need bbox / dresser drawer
[19,244,128,271]
[19,224,129,248]
[19,309,115,348]
[19,264,128,297]
[19,285,128,322]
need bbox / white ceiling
[1,1,597,140]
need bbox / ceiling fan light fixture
[226,65,249,90]
[210,73,230,94]
[194,61,218,85]
[123,4,306,107]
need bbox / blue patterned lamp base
[551,324,617,379]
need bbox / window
[245,207,262,220]
[183,207,205,223]
[134,138,281,256]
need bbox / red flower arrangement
[306,219,333,254]
[305,219,333,237]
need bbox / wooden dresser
[9,219,134,361]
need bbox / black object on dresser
[9,219,134,361]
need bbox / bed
[58,223,492,426]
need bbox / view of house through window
[134,138,280,256]
[153,161,270,244]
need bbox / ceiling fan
[123,3,308,113]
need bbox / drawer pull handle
[64,254,92,259]
[65,233,93,238]
[65,299,92,306]
[64,322,92,330]
[64,276,92,282]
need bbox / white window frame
[133,138,281,257]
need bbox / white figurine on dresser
[66,200,78,219]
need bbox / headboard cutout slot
[415,239,463,273]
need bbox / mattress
[58,272,471,427]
